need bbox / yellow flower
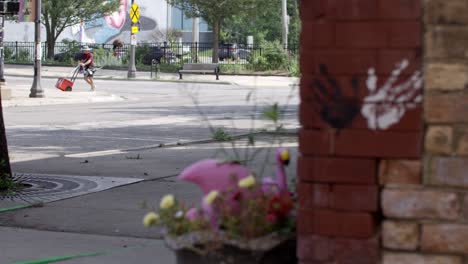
[143,212,160,227]
[238,175,256,188]
[204,191,220,205]
[160,194,175,209]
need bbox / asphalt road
[4,76,299,177]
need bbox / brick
[381,106,423,131]
[298,209,376,238]
[462,194,468,221]
[333,236,380,264]
[383,253,462,264]
[425,63,468,91]
[425,126,454,155]
[425,93,468,123]
[298,157,376,184]
[379,0,421,19]
[300,50,316,77]
[422,224,468,254]
[300,101,422,132]
[298,235,379,264]
[297,235,332,261]
[331,185,378,212]
[379,160,421,185]
[425,27,468,59]
[425,0,468,25]
[456,127,468,156]
[333,0,378,20]
[334,130,422,158]
[382,189,460,220]
[429,157,468,187]
[336,22,388,48]
[313,49,378,75]
[301,22,334,48]
[299,92,368,130]
[299,128,333,155]
[377,49,422,76]
[388,21,422,48]
[298,183,331,209]
[299,0,327,21]
[382,221,419,250]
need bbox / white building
[4,0,212,44]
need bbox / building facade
[4,0,211,44]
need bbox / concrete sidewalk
[4,64,299,87]
[0,226,175,264]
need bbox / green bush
[3,47,13,62]
[93,47,123,67]
[288,56,300,77]
[55,39,81,63]
[248,41,289,71]
[16,49,31,63]
[135,44,151,64]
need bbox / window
[171,7,211,32]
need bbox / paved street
[4,76,298,176]
[0,74,299,263]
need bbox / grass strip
[11,251,104,264]
[0,205,32,213]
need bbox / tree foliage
[222,0,300,46]
[42,0,119,58]
[167,0,256,62]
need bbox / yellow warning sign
[130,3,140,23]
[131,26,139,34]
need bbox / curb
[5,73,233,86]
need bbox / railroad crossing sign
[130,3,140,23]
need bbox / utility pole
[281,0,288,49]
[29,0,43,98]
[0,14,9,102]
[127,0,137,78]
[192,17,199,63]
[0,15,5,83]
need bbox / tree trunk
[212,19,220,63]
[0,91,11,184]
[46,35,56,59]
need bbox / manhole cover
[0,173,143,204]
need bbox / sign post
[29,0,43,97]
[127,1,139,78]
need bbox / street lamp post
[0,15,5,83]
[127,0,136,78]
[281,0,288,49]
[29,0,43,98]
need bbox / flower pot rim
[164,230,295,252]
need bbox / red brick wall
[298,0,423,263]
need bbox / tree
[167,0,255,63]
[222,0,300,46]
[0,93,12,190]
[42,0,119,59]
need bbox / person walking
[79,46,96,91]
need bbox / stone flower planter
[165,231,296,264]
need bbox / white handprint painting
[361,60,423,130]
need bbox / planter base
[174,240,296,264]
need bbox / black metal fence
[2,41,299,71]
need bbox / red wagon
[55,66,80,92]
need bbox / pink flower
[266,213,278,224]
[185,208,199,221]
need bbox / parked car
[53,51,83,62]
[142,46,176,65]
[238,48,252,60]
[218,43,239,61]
